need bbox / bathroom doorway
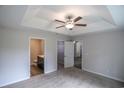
[30,38,45,77]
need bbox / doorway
[57,41,75,69]
[30,38,45,77]
[74,41,82,69]
[57,41,64,70]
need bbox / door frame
[81,40,84,70]
[29,37,46,77]
[74,40,83,70]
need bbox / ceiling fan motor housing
[66,20,74,25]
[65,15,74,20]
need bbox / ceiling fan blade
[56,25,65,29]
[74,16,82,22]
[75,24,87,26]
[55,19,65,23]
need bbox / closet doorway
[30,38,45,77]
[74,41,82,69]
[57,41,64,70]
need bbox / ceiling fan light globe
[65,24,74,29]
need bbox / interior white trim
[83,68,124,82]
[45,69,57,74]
[0,77,29,87]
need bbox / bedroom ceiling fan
[55,15,87,30]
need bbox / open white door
[64,41,74,68]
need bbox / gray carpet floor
[3,67,124,88]
[74,57,82,69]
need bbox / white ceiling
[0,5,124,36]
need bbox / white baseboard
[45,69,57,74]
[0,77,29,87]
[1,69,57,87]
[83,68,124,82]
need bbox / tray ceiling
[22,5,117,36]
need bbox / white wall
[0,28,70,87]
[0,26,124,87]
[73,29,124,82]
